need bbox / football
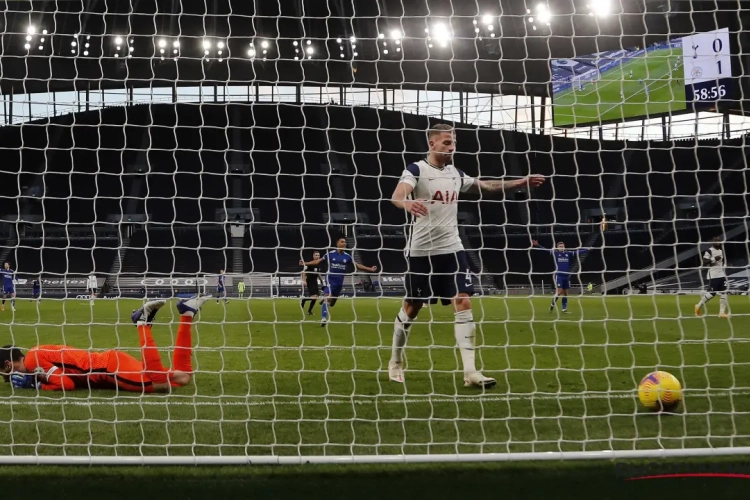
[638,371,683,412]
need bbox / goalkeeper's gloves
[10,373,39,390]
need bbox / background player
[300,251,325,315]
[0,262,16,312]
[87,272,98,305]
[300,237,377,326]
[695,236,729,318]
[532,240,590,313]
[0,296,210,392]
[216,270,228,303]
[31,277,41,302]
[237,280,246,299]
[390,123,544,388]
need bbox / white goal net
[0,0,749,465]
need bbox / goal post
[0,1,749,466]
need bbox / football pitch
[553,47,687,127]
[0,294,749,458]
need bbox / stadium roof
[0,0,746,114]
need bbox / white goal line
[1,389,748,408]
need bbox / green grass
[1,294,750,458]
[553,47,687,127]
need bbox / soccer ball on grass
[638,371,682,412]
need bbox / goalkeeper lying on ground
[0,296,210,393]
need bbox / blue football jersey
[537,246,588,275]
[0,268,14,286]
[322,251,353,284]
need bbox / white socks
[697,292,714,308]
[391,307,479,376]
[720,294,729,314]
[454,309,477,375]
[390,308,413,363]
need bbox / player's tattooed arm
[468,175,545,194]
[355,262,378,273]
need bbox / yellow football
[638,371,683,412]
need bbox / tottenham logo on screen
[691,67,704,78]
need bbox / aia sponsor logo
[430,190,457,204]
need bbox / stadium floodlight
[158,39,166,48]
[27,26,36,34]
[431,22,451,47]
[114,53,119,57]
[383,49,389,55]
[293,40,298,46]
[349,36,356,43]
[173,49,178,54]
[114,36,123,45]
[202,40,211,49]
[529,17,534,22]
[37,45,42,50]
[42,29,47,35]
[336,38,342,43]
[83,50,89,56]
[475,28,480,33]
[353,51,358,56]
[23,43,30,50]
[218,50,223,55]
[378,33,385,39]
[482,14,493,25]
[173,40,180,48]
[473,19,478,25]
[204,50,209,56]
[590,0,611,17]
[116,45,121,50]
[218,41,225,49]
[340,53,344,58]
[306,40,312,45]
[247,47,256,57]
[261,40,268,49]
[306,46,314,55]
[487,25,494,31]
[25,35,32,41]
[294,56,299,60]
[396,47,401,52]
[41,38,45,43]
[160,48,165,54]
[71,41,77,47]
[537,4,552,23]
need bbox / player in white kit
[87,273,98,305]
[695,236,730,318]
[389,123,545,388]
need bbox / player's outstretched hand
[526,175,545,187]
[405,199,429,218]
[369,266,378,272]
[298,260,305,266]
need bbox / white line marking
[1,390,747,408]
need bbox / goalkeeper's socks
[301,298,307,308]
[321,302,328,319]
[172,315,193,373]
[561,297,568,311]
[391,308,414,364]
[454,309,477,374]
[137,325,168,385]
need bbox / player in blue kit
[216,270,228,304]
[532,241,590,313]
[300,237,377,326]
[0,262,15,312]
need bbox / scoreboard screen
[550,28,732,128]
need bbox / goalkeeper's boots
[177,294,212,316]
[464,372,497,389]
[719,313,731,319]
[695,305,703,317]
[131,300,167,325]
[388,361,405,383]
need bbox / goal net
[0,0,749,465]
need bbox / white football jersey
[87,275,98,289]
[399,160,475,257]
[703,247,726,279]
